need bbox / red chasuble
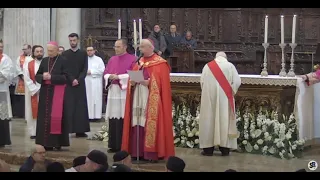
[121,54,175,159]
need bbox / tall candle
[292,15,297,44]
[281,15,284,44]
[133,20,137,47]
[118,19,121,39]
[264,15,268,43]
[139,19,142,44]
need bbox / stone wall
[3,8,51,60]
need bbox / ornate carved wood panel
[81,8,320,74]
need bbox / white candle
[264,15,268,43]
[133,20,137,47]
[118,19,121,39]
[139,19,142,44]
[292,15,297,44]
[281,15,284,44]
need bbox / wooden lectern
[169,44,195,73]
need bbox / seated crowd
[0,144,308,172]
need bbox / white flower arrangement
[172,103,200,148]
[237,110,305,159]
[87,125,109,141]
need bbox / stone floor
[1,120,320,172]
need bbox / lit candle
[118,19,121,39]
[139,19,142,44]
[292,15,297,44]
[281,15,284,44]
[133,20,137,48]
[264,15,268,43]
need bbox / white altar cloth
[170,73,320,144]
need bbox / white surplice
[0,54,14,121]
[199,56,241,149]
[85,55,105,119]
[131,84,149,127]
[104,74,130,120]
[23,59,41,136]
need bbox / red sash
[43,80,66,135]
[15,55,26,94]
[207,60,235,116]
[28,60,38,119]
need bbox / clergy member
[62,33,90,138]
[35,41,70,151]
[0,40,14,148]
[301,65,320,86]
[12,44,33,118]
[104,39,135,153]
[23,45,44,139]
[85,46,105,122]
[199,51,241,156]
[121,39,175,162]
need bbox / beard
[36,55,43,60]
[71,44,77,48]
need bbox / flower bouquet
[237,110,305,159]
[172,103,200,148]
[87,125,109,142]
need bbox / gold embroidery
[145,74,160,148]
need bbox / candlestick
[278,43,287,77]
[118,19,121,39]
[139,19,142,44]
[292,15,297,44]
[264,15,268,43]
[260,43,270,77]
[281,15,284,44]
[287,43,297,77]
[133,20,137,56]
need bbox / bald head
[32,144,46,162]
[139,39,154,56]
[215,51,227,59]
[47,44,58,58]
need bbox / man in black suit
[164,24,182,58]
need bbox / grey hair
[140,39,155,50]
[215,51,227,59]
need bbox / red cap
[47,41,58,47]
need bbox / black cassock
[62,49,90,134]
[35,55,69,148]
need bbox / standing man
[62,33,90,138]
[104,39,135,153]
[121,39,175,162]
[23,45,44,139]
[12,44,32,118]
[0,40,14,148]
[164,24,182,57]
[85,46,105,122]
[148,24,167,58]
[199,52,241,156]
[35,41,70,151]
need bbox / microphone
[136,53,144,64]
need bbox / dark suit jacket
[19,156,51,172]
[165,33,182,57]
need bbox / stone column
[55,8,81,50]
[3,8,51,59]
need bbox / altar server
[23,45,44,139]
[199,51,241,156]
[104,39,135,153]
[85,46,105,121]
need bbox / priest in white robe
[0,40,14,147]
[199,51,241,156]
[23,45,44,139]
[85,46,105,121]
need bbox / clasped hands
[43,72,51,80]
[130,80,149,87]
